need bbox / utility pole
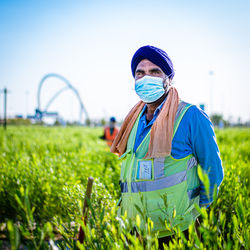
[3,88,7,129]
[26,90,30,118]
[209,71,214,115]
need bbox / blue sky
[0,0,249,123]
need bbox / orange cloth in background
[110,101,145,154]
[110,86,179,158]
[105,127,119,147]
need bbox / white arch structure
[37,73,89,124]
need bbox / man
[111,45,223,245]
[102,117,119,147]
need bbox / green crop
[0,126,249,249]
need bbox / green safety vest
[118,101,200,237]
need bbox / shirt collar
[142,96,167,116]
[140,96,167,126]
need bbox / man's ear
[169,78,173,86]
[163,76,171,89]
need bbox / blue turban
[131,45,175,78]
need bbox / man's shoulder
[179,101,209,119]
[178,101,197,116]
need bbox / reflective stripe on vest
[187,156,198,170]
[120,156,199,199]
[120,170,187,193]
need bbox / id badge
[137,160,153,180]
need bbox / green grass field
[0,126,249,249]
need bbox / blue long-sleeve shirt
[134,101,224,207]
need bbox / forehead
[136,59,162,70]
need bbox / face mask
[135,75,166,103]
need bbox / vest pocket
[121,192,144,220]
[135,159,154,181]
[144,182,190,231]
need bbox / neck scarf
[110,86,179,158]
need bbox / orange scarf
[110,86,179,158]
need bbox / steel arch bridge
[36,73,89,124]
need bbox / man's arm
[189,106,224,207]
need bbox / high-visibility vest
[105,127,119,147]
[118,101,200,237]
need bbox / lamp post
[26,90,30,118]
[209,71,214,115]
[3,88,7,129]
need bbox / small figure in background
[101,117,119,147]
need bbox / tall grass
[0,127,249,249]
